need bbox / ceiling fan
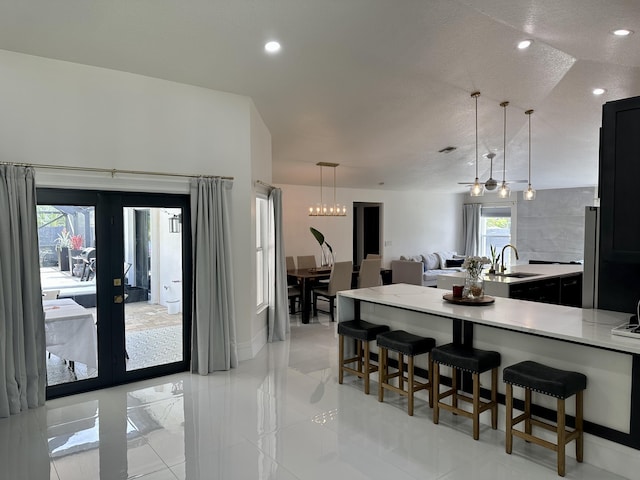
[458,152,527,191]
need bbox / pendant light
[497,101,511,198]
[470,91,484,197]
[523,109,536,201]
[308,162,347,216]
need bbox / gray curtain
[267,188,289,342]
[0,165,46,417]
[190,177,237,373]
[462,203,482,256]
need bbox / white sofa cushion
[421,253,439,270]
[435,251,457,269]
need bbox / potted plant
[310,227,335,267]
[488,245,500,274]
[55,228,73,271]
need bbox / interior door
[38,189,191,399]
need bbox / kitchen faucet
[500,244,519,273]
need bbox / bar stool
[376,330,435,416]
[503,360,587,477]
[338,320,390,394]
[432,343,500,440]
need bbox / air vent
[438,146,457,154]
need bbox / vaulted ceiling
[1,0,639,193]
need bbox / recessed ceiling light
[517,39,532,49]
[612,29,633,36]
[264,41,281,54]
[593,88,606,95]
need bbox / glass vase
[465,274,484,299]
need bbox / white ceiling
[1,0,639,193]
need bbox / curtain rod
[255,180,276,189]
[0,161,233,180]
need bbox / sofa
[394,251,465,287]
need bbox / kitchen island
[336,283,640,478]
[437,263,583,306]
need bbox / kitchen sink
[491,272,540,278]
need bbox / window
[480,205,512,267]
[256,196,268,307]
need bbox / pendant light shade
[523,109,536,201]
[497,101,511,198]
[470,91,484,197]
[308,162,347,216]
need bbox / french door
[38,189,191,398]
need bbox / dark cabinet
[508,274,582,307]
[598,95,640,313]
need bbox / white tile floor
[1,316,629,479]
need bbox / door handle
[114,295,124,304]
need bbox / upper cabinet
[598,95,640,313]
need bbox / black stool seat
[504,360,587,399]
[376,330,435,356]
[432,343,501,373]
[338,320,390,341]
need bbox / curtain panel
[0,165,46,417]
[190,177,237,374]
[267,188,289,342]
[462,203,482,257]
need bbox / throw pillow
[445,258,464,268]
[435,251,457,269]
[422,253,439,270]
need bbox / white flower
[462,256,490,277]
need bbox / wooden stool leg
[491,367,498,429]
[357,340,363,373]
[472,372,480,440]
[378,347,386,402]
[433,362,440,424]
[506,383,513,454]
[364,340,371,395]
[452,367,458,410]
[525,387,532,436]
[558,398,566,477]
[338,335,344,385]
[408,355,415,416]
[428,352,434,408]
[576,390,584,462]
[398,353,404,391]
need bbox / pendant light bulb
[524,109,536,201]
[470,92,484,197]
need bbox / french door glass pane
[38,204,98,386]
[124,207,184,371]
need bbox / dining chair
[286,256,296,271]
[297,255,317,269]
[358,258,382,288]
[391,260,423,285]
[366,253,381,259]
[312,261,353,321]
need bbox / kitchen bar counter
[336,284,640,477]
[437,264,584,306]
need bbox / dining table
[43,298,98,371]
[287,267,332,323]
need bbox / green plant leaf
[310,227,325,246]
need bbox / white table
[44,298,98,370]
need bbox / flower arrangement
[309,227,335,266]
[54,229,72,251]
[70,234,83,250]
[462,255,491,279]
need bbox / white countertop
[338,283,640,354]
[438,263,583,286]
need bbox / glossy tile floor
[1,315,628,479]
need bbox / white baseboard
[236,323,267,361]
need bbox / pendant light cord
[501,101,509,183]
[475,93,479,179]
[526,109,533,185]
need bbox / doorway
[37,189,191,399]
[353,202,383,266]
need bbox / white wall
[0,49,270,361]
[278,184,464,267]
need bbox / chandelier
[308,162,347,216]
